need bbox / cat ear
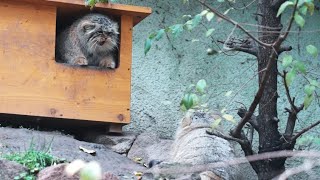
[81,22,96,32]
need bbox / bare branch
[292,120,320,141]
[282,71,304,136]
[147,150,320,176]
[196,0,272,48]
[237,107,259,132]
[206,130,245,145]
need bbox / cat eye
[106,32,113,36]
[83,24,96,31]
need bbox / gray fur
[171,110,242,180]
[56,13,119,69]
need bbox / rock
[127,132,173,165]
[0,159,28,180]
[37,163,120,180]
[0,127,146,179]
[83,132,137,154]
[37,164,79,180]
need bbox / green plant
[180,79,235,128]
[84,0,117,8]
[3,139,63,180]
[180,79,208,111]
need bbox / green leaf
[277,1,295,17]
[304,84,315,96]
[304,94,314,110]
[144,38,152,55]
[306,45,318,57]
[282,55,293,68]
[200,10,208,16]
[196,79,207,94]
[294,60,306,74]
[310,79,320,88]
[299,5,308,15]
[206,28,215,37]
[222,114,236,123]
[192,14,202,27]
[169,24,184,37]
[223,8,233,15]
[181,94,194,110]
[155,29,165,41]
[184,20,194,30]
[206,12,215,22]
[190,93,199,106]
[306,3,315,15]
[294,13,305,27]
[211,118,222,129]
[285,69,296,86]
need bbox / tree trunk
[255,0,285,179]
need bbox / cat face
[78,14,119,54]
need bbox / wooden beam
[17,0,152,26]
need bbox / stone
[0,159,28,180]
[127,132,173,165]
[87,132,137,154]
[0,127,146,179]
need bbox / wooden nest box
[0,0,151,131]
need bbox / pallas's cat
[56,14,119,69]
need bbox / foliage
[2,140,63,180]
[180,79,235,128]
[84,0,117,8]
[145,0,319,111]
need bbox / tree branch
[278,45,293,55]
[282,71,304,136]
[292,120,320,141]
[237,107,259,132]
[196,0,272,48]
[206,129,245,145]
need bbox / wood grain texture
[18,0,152,26]
[0,1,134,124]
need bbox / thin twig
[196,0,272,48]
[292,120,320,141]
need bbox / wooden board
[18,0,152,26]
[0,0,133,124]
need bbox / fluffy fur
[56,14,119,69]
[171,110,242,180]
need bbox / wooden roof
[20,0,152,26]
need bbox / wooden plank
[0,0,132,124]
[17,0,152,26]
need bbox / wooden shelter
[0,0,152,131]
